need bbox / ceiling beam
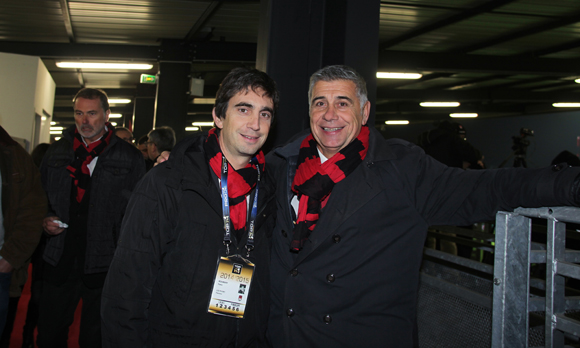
[378,51,580,76]
[453,11,580,53]
[376,87,580,103]
[59,0,75,43]
[518,39,580,58]
[433,74,509,90]
[0,41,257,62]
[379,0,517,51]
[375,102,526,114]
[184,1,223,41]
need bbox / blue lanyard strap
[220,155,260,256]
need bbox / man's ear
[105,109,110,123]
[212,108,223,129]
[362,101,370,125]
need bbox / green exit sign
[140,74,157,84]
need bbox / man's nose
[247,113,260,130]
[322,105,338,121]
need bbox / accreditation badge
[208,255,255,318]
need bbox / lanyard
[220,155,260,256]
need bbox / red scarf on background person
[290,126,370,252]
[66,124,113,202]
[204,128,265,235]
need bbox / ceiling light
[50,121,56,125]
[553,103,580,107]
[110,122,118,126]
[50,130,62,134]
[385,120,409,125]
[377,72,422,79]
[109,113,122,118]
[575,79,580,84]
[185,127,200,131]
[56,62,153,70]
[108,99,131,104]
[450,113,478,118]
[192,122,215,127]
[193,98,216,105]
[50,126,64,131]
[54,137,61,141]
[420,102,460,107]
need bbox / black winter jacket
[40,125,145,273]
[267,127,580,348]
[101,133,276,348]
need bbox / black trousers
[36,265,103,348]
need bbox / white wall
[35,59,56,145]
[0,52,55,151]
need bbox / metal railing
[493,207,580,348]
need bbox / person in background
[113,127,134,144]
[0,127,46,339]
[18,143,51,348]
[101,67,278,347]
[137,135,154,171]
[417,120,484,170]
[38,88,145,348]
[146,126,176,163]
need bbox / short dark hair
[114,127,132,135]
[148,126,176,152]
[73,88,110,112]
[137,134,149,145]
[308,65,367,113]
[214,67,279,121]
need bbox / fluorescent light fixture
[50,126,64,131]
[109,113,122,118]
[575,79,580,84]
[50,121,56,125]
[193,98,216,105]
[420,102,460,107]
[553,103,580,107]
[110,122,118,126]
[41,116,47,121]
[377,72,422,79]
[108,99,131,104]
[56,62,153,70]
[50,130,62,134]
[450,113,478,118]
[185,126,200,131]
[385,120,409,125]
[192,122,215,127]
[54,137,61,141]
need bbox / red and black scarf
[66,124,113,203]
[205,128,265,236]
[290,126,370,252]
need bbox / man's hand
[43,217,65,236]
[155,151,171,166]
[0,259,13,273]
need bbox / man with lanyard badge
[101,67,279,347]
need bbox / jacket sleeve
[0,146,47,268]
[407,145,580,226]
[101,172,167,347]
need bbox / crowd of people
[2,65,580,347]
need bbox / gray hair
[308,65,368,113]
[148,126,176,152]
